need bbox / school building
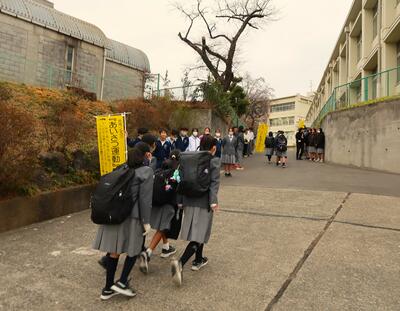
[0,0,150,101]
[267,95,312,147]
[307,0,400,126]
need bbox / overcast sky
[53,0,352,98]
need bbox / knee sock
[180,241,199,267]
[141,236,146,252]
[119,256,137,285]
[105,257,119,290]
[195,243,204,262]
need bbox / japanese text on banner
[96,115,127,176]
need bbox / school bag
[276,135,288,152]
[90,164,136,225]
[152,167,177,206]
[178,151,212,197]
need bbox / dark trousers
[296,143,304,159]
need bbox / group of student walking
[91,126,224,301]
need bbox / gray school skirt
[222,154,236,164]
[265,148,274,156]
[317,148,324,154]
[276,150,287,157]
[308,146,316,153]
[180,206,213,244]
[92,217,143,257]
[150,204,175,232]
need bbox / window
[270,102,295,113]
[372,5,378,39]
[357,34,362,62]
[397,42,400,84]
[65,46,74,84]
[269,117,295,127]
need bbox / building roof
[0,0,151,72]
[0,0,108,47]
[106,39,150,72]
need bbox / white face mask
[193,132,198,137]
[216,133,221,138]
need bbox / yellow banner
[96,114,127,176]
[255,123,269,153]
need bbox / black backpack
[152,167,177,206]
[178,151,212,197]
[90,164,136,225]
[277,135,287,152]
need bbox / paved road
[0,153,399,311]
[224,149,400,197]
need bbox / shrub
[0,103,39,195]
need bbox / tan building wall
[307,0,400,125]
[268,95,312,146]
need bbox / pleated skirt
[92,217,143,257]
[150,204,175,232]
[180,206,213,244]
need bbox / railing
[312,66,400,127]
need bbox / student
[264,132,275,164]
[243,128,250,158]
[235,126,245,170]
[214,129,223,158]
[316,128,325,163]
[295,128,305,160]
[142,150,181,270]
[200,127,212,144]
[97,137,158,271]
[153,129,172,169]
[175,128,189,152]
[221,128,237,177]
[187,128,201,152]
[308,129,317,161]
[275,130,288,168]
[169,129,179,150]
[93,144,154,300]
[171,135,220,287]
[248,127,255,155]
[127,128,148,148]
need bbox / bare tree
[242,74,274,127]
[176,0,276,91]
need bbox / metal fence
[313,65,400,127]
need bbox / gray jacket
[222,136,237,156]
[130,166,154,224]
[177,157,220,209]
[236,132,245,150]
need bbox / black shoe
[228,173,232,177]
[282,164,286,168]
[160,246,177,258]
[100,288,119,300]
[111,280,137,298]
[98,256,108,270]
[191,257,209,271]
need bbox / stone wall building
[0,0,150,100]
[307,0,400,125]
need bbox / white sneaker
[111,281,137,298]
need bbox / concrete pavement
[0,153,399,311]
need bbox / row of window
[270,102,295,113]
[270,116,295,127]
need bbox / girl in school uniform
[93,144,154,300]
[171,135,220,287]
[153,129,172,169]
[140,150,181,270]
[221,128,237,177]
